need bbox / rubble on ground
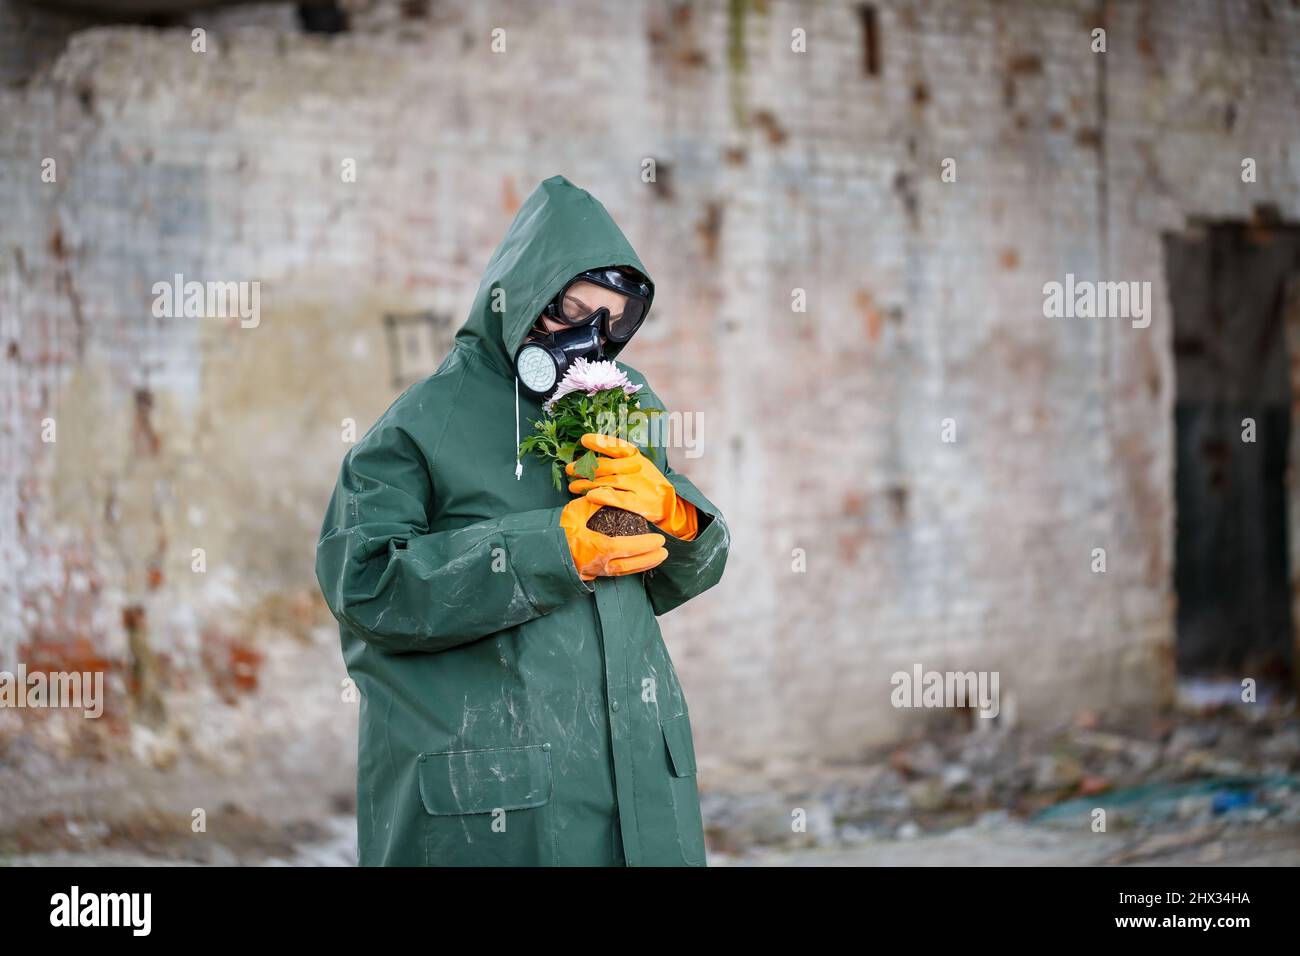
[701,703,1300,856]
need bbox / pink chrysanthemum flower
[543,358,642,413]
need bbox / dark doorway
[1166,220,1300,686]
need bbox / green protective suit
[315,175,730,866]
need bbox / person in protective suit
[314,175,730,866]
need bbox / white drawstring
[514,374,523,479]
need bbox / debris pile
[703,706,1300,855]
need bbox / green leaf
[551,460,562,491]
[573,449,598,481]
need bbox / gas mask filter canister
[514,320,605,399]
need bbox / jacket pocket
[660,714,707,866]
[416,744,557,865]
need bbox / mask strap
[514,374,523,480]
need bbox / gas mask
[513,267,651,400]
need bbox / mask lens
[557,290,592,323]
[605,296,645,340]
[550,271,651,338]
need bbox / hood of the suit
[453,174,655,378]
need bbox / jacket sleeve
[639,392,731,616]
[315,425,593,654]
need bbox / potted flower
[518,358,662,536]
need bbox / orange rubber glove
[565,433,699,541]
[560,495,668,582]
